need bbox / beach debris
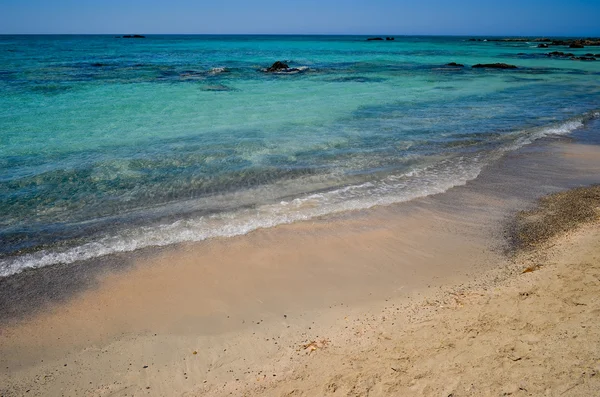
[299,338,330,354]
[507,186,600,251]
[472,63,517,69]
[192,351,198,355]
[143,365,148,368]
[522,264,542,274]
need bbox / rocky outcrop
[446,62,464,67]
[122,35,145,38]
[468,37,600,47]
[546,52,595,60]
[367,37,384,41]
[266,61,289,72]
[264,61,308,74]
[547,51,575,57]
[385,37,395,41]
[472,63,517,69]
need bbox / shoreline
[2,112,598,280]
[2,137,600,396]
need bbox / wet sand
[2,137,600,396]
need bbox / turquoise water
[1,35,599,276]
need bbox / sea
[1,35,599,277]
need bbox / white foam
[0,116,590,278]
[208,67,227,75]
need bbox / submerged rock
[569,43,585,48]
[537,43,549,48]
[385,37,395,41]
[472,63,517,69]
[202,84,235,92]
[264,61,307,74]
[446,62,464,67]
[367,37,384,41]
[122,35,145,39]
[547,51,575,57]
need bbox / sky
[1,0,599,36]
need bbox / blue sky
[1,0,599,35]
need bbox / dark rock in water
[91,63,106,67]
[446,62,464,67]
[596,54,600,57]
[327,76,386,83]
[585,53,594,56]
[468,38,483,42]
[202,84,235,92]
[122,34,145,39]
[266,61,290,72]
[537,43,549,48]
[472,63,517,69]
[367,37,384,41]
[264,61,307,74]
[547,51,575,58]
[385,37,395,41]
[574,56,596,61]
[569,43,584,48]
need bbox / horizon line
[1,33,598,37]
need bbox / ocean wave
[208,67,228,75]
[0,114,595,278]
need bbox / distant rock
[472,63,517,69]
[264,61,307,74]
[547,51,575,58]
[574,56,596,61]
[446,62,464,67]
[471,37,600,47]
[122,35,145,39]
[385,37,395,41]
[367,37,384,41]
[266,61,290,72]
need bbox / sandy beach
[2,138,600,397]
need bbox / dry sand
[230,189,600,397]
[1,140,600,397]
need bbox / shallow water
[1,35,599,276]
